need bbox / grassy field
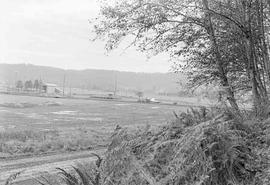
[0,93,189,157]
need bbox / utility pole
[114,71,117,97]
[14,71,18,92]
[39,76,42,93]
[69,84,72,97]
[63,73,66,97]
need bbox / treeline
[15,79,42,91]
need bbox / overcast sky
[0,0,171,73]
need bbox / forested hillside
[0,64,184,93]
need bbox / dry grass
[0,129,108,157]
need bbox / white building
[42,83,58,94]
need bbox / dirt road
[0,149,105,185]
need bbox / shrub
[36,154,102,185]
[98,108,269,185]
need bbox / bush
[98,107,269,185]
[36,154,102,185]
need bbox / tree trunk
[202,0,240,112]
[260,0,270,82]
[244,0,268,112]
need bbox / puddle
[151,106,160,109]
[26,113,46,119]
[76,117,103,121]
[115,103,130,106]
[85,113,102,116]
[34,122,51,125]
[51,111,78,115]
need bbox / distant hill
[0,63,185,94]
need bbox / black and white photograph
[0,0,270,184]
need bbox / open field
[0,93,192,184]
[0,93,190,157]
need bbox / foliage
[135,91,144,99]
[24,80,33,90]
[14,79,41,91]
[15,80,23,89]
[172,106,213,126]
[36,154,102,185]
[34,79,41,90]
[97,108,269,185]
[93,0,270,111]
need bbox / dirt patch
[26,113,46,119]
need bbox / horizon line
[0,63,175,74]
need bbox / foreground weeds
[6,107,270,185]
[35,153,102,185]
[98,108,270,185]
[4,171,22,185]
